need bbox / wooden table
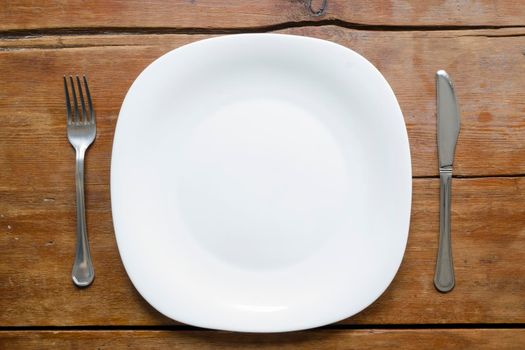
[1,1,525,348]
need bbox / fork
[64,75,96,287]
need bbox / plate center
[173,97,353,269]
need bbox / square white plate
[111,34,411,332]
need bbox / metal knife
[434,70,461,293]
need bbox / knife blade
[437,71,461,169]
[434,70,461,293]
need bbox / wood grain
[1,1,524,347]
[1,0,525,31]
[1,27,524,180]
[1,329,525,349]
[1,176,524,326]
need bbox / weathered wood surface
[1,330,525,349]
[1,27,524,179]
[1,9,524,350]
[1,176,524,326]
[1,0,525,31]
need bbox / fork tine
[76,75,87,124]
[83,75,95,124]
[63,76,72,125]
[69,75,80,124]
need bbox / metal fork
[64,75,96,287]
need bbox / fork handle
[72,147,95,287]
[434,168,454,292]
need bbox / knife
[434,70,461,293]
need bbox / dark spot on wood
[45,240,54,246]
[478,111,493,122]
[480,255,498,264]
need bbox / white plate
[111,34,411,332]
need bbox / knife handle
[434,168,455,292]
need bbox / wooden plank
[1,27,524,326]
[1,330,525,349]
[1,177,524,326]
[1,0,525,31]
[1,28,524,180]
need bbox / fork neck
[74,145,88,158]
[74,147,87,182]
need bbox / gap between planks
[1,19,525,39]
[1,323,525,332]
[415,174,525,179]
